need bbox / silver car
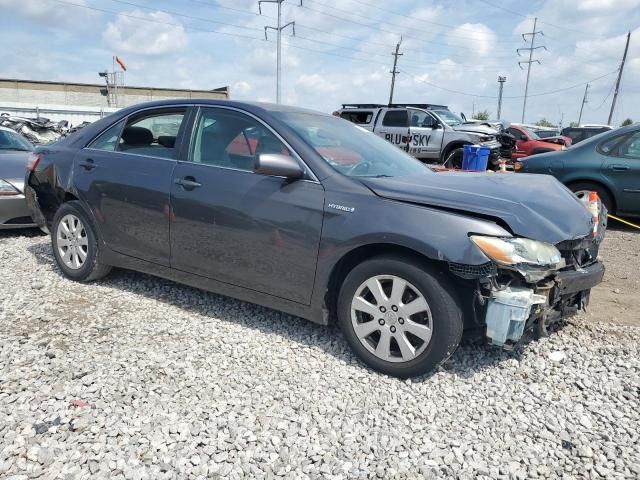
[0,126,36,229]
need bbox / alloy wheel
[350,275,433,363]
[56,214,89,270]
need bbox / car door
[169,106,325,305]
[407,109,443,160]
[75,107,189,266]
[601,129,640,215]
[507,127,529,158]
[375,109,411,153]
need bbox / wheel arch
[440,140,470,162]
[323,243,450,324]
[565,178,617,213]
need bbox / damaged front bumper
[452,228,606,348]
[483,261,604,347]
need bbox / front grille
[449,261,497,279]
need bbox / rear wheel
[337,255,463,378]
[51,202,111,282]
[569,182,614,214]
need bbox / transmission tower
[517,18,546,123]
[388,36,403,104]
[260,0,296,104]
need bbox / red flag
[115,56,127,71]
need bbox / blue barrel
[462,145,490,171]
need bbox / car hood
[361,172,593,244]
[451,124,497,135]
[0,150,31,192]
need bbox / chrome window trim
[188,104,320,183]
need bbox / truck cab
[337,104,502,168]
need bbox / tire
[442,147,464,169]
[568,182,614,215]
[337,255,463,378]
[51,201,112,282]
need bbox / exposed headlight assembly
[470,235,563,268]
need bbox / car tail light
[26,153,41,171]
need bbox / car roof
[115,99,327,117]
[0,126,18,133]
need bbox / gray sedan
[0,126,36,229]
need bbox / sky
[0,0,638,127]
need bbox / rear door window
[116,110,186,158]
[339,111,373,125]
[382,110,409,127]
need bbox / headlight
[0,179,19,196]
[470,235,562,267]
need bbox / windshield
[0,129,33,151]
[277,112,430,178]
[520,126,540,140]
[432,110,464,126]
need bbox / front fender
[311,193,510,314]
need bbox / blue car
[518,124,640,217]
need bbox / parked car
[0,126,36,229]
[518,123,640,217]
[337,104,504,168]
[532,127,560,139]
[25,100,606,378]
[560,125,613,145]
[507,124,571,160]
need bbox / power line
[308,0,522,44]
[107,0,263,32]
[411,69,619,100]
[296,1,515,53]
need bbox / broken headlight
[470,236,562,268]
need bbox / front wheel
[442,147,464,169]
[51,201,112,282]
[337,255,463,378]
[569,182,614,215]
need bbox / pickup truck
[336,104,503,168]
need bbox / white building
[0,78,230,125]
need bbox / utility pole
[260,0,296,104]
[518,18,546,123]
[388,36,403,104]
[608,31,631,125]
[497,76,507,120]
[578,83,589,126]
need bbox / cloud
[102,10,188,56]
[448,23,497,57]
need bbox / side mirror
[254,153,304,180]
[431,123,442,130]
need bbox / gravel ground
[1,227,639,479]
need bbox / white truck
[337,104,503,168]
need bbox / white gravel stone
[1,230,639,479]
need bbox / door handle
[609,164,630,171]
[174,176,202,190]
[79,159,96,170]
